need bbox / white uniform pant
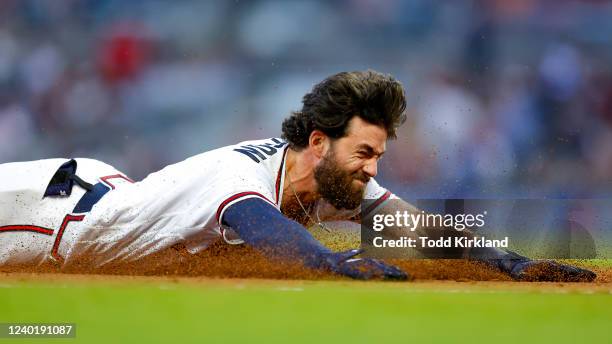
[0,158,129,267]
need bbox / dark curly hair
[281,70,407,150]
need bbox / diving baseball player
[0,71,596,281]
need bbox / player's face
[314,117,387,210]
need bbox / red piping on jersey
[363,191,391,216]
[0,225,54,236]
[274,146,289,204]
[216,191,274,226]
[51,214,85,261]
[100,174,135,190]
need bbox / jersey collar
[274,145,290,207]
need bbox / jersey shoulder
[202,137,288,198]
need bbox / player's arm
[368,195,596,282]
[222,197,408,280]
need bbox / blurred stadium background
[0,0,610,199]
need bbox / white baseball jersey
[0,138,390,267]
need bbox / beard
[314,149,369,210]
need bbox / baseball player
[0,71,596,281]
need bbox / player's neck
[281,148,319,225]
[283,148,318,204]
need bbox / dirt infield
[1,241,610,284]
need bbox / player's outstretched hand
[321,249,410,281]
[496,251,596,282]
[508,259,597,282]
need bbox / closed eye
[356,144,385,160]
[357,150,383,160]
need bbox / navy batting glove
[508,260,596,282]
[320,249,410,281]
[496,251,596,282]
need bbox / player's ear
[309,130,330,158]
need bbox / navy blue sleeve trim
[216,192,275,226]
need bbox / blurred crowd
[0,0,610,198]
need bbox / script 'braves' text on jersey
[0,138,391,267]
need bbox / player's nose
[363,159,378,178]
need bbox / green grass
[0,278,610,344]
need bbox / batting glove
[497,251,596,282]
[320,249,410,281]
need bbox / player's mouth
[352,173,369,185]
[353,179,365,186]
[352,177,368,191]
